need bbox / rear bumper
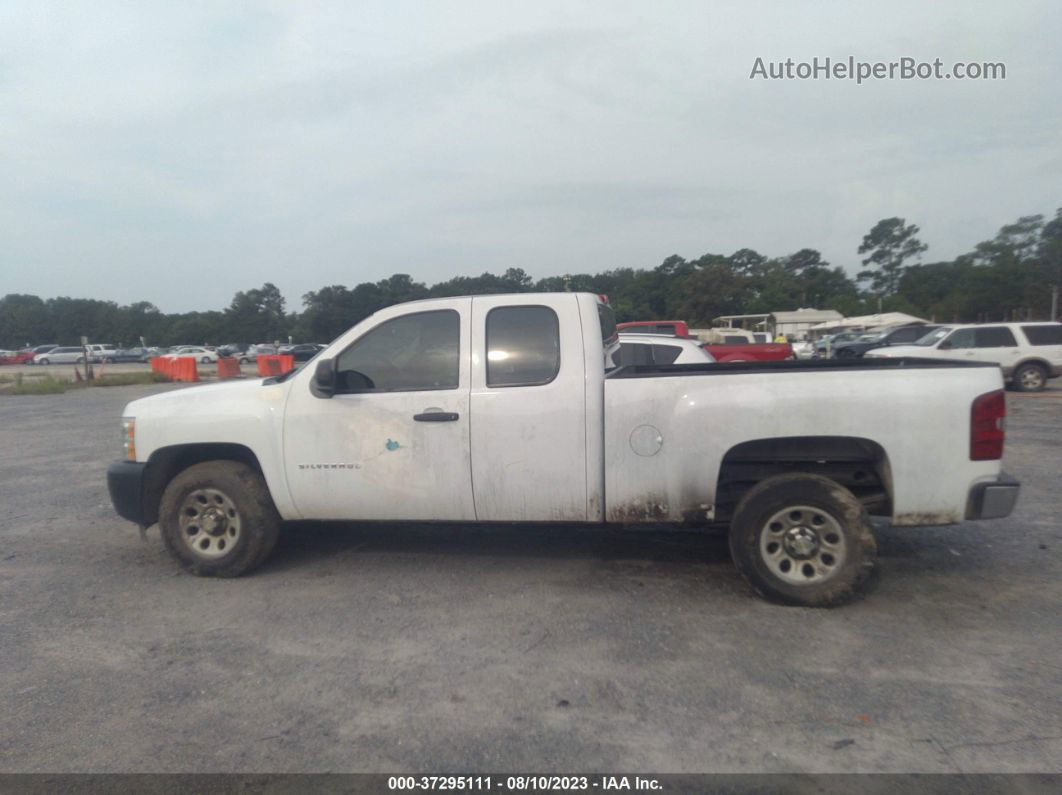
[965,472,1021,520]
[107,460,148,525]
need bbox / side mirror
[314,358,335,397]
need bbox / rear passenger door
[469,295,588,521]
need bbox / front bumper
[107,460,148,525]
[965,472,1021,520]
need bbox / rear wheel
[729,473,876,607]
[159,461,281,577]
[1012,362,1047,393]
[200,356,211,364]
[38,358,49,365]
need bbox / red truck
[0,350,36,366]
[617,321,793,362]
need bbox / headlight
[121,417,136,461]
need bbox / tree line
[2,209,1059,349]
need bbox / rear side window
[487,306,560,387]
[1022,325,1062,345]
[974,327,1018,348]
[651,344,683,364]
[598,303,617,345]
[723,336,747,344]
[336,310,459,393]
[889,326,930,343]
[615,343,654,366]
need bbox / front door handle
[413,411,460,422]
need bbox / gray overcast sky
[3,0,1060,313]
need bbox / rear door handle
[413,411,459,422]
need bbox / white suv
[865,322,1062,392]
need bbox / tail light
[970,390,1005,460]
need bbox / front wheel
[38,358,49,365]
[1012,362,1047,393]
[200,356,212,364]
[729,473,877,607]
[158,461,281,577]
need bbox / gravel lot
[0,382,1059,774]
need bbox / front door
[283,300,475,521]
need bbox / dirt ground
[0,381,1059,773]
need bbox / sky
[2,0,1061,313]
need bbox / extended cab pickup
[108,293,1020,606]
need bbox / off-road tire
[729,473,877,607]
[1011,362,1047,393]
[159,461,281,577]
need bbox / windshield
[913,327,951,346]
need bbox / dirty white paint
[604,365,1006,524]
[125,292,1009,529]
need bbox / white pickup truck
[108,293,1020,606]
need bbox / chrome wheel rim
[759,505,846,585]
[179,488,241,559]
[1020,368,1043,389]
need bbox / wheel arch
[1012,357,1051,375]
[715,435,893,521]
[141,443,264,526]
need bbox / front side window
[944,329,975,349]
[486,306,560,387]
[915,327,950,346]
[974,327,1017,348]
[335,310,459,393]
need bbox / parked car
[830,325,939,359]
[865,322,1062,392]
[86,344,120,363]
[217,343,250,358]
[813,331,864,357]
[623,323,791,362]
[283,343,327,363]
[19,344,59,364]
[110,347,157,363]
[0,349,37,365]
[235,344,277,364]
[163,346,219,364]
[613,333,716,366]
[108,292,1019,607]
[34,346,88,365]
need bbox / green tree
[857,218,928,297]
[225,283,288,342]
